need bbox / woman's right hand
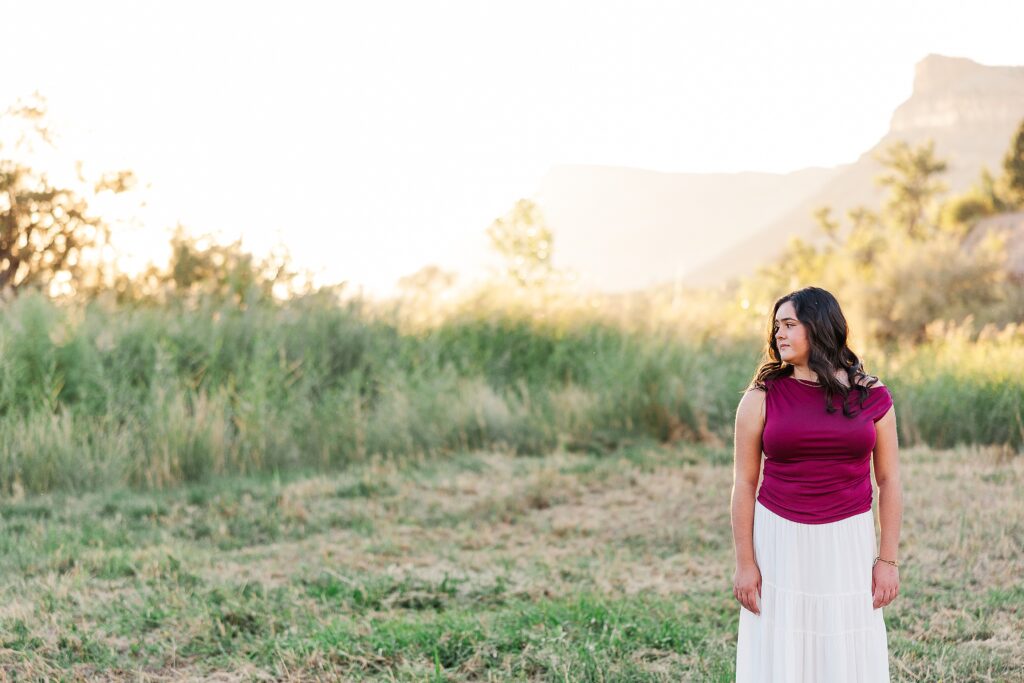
[733,563,762,615]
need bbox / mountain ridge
[529,54,1024,293]
[681,54,1024,287]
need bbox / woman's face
[774,300,810,366]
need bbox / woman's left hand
[871,562,899,609]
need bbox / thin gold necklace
[792,376,821,386]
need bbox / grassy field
[0,440,1020,681]
[2,291,1023,499]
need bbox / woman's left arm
[872,404,902,609]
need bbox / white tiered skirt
[735,499,890,682]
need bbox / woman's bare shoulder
[737,385,766,419]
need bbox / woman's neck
[791,365,818,383]
[790,364,850,387]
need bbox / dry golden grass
[0,442,1019,680]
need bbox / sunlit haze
[3,0,1024,298]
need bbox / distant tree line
[6,92,1024,346]
[0,94,311,308]
[742,118,1024,345]
[3,94,575,312]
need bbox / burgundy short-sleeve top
[756,374,894,524]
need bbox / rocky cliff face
[891,55,1024,134]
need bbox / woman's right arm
[731,387,765,615]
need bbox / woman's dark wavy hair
[746,286,880,417]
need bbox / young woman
[732,286,902,681]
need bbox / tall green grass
[0,291,1018,495]
[876,319,1024,450]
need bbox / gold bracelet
[873,556,899,568]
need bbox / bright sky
[3,0,1024,298]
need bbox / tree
[1002,117,1024,208]
[113,224,307,306]
[485,199,556,288]
[859,231,1008,344]
[874,139,948,241]
[0,93,133,298]
[393,264,460,331]
[843,206,886,271]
